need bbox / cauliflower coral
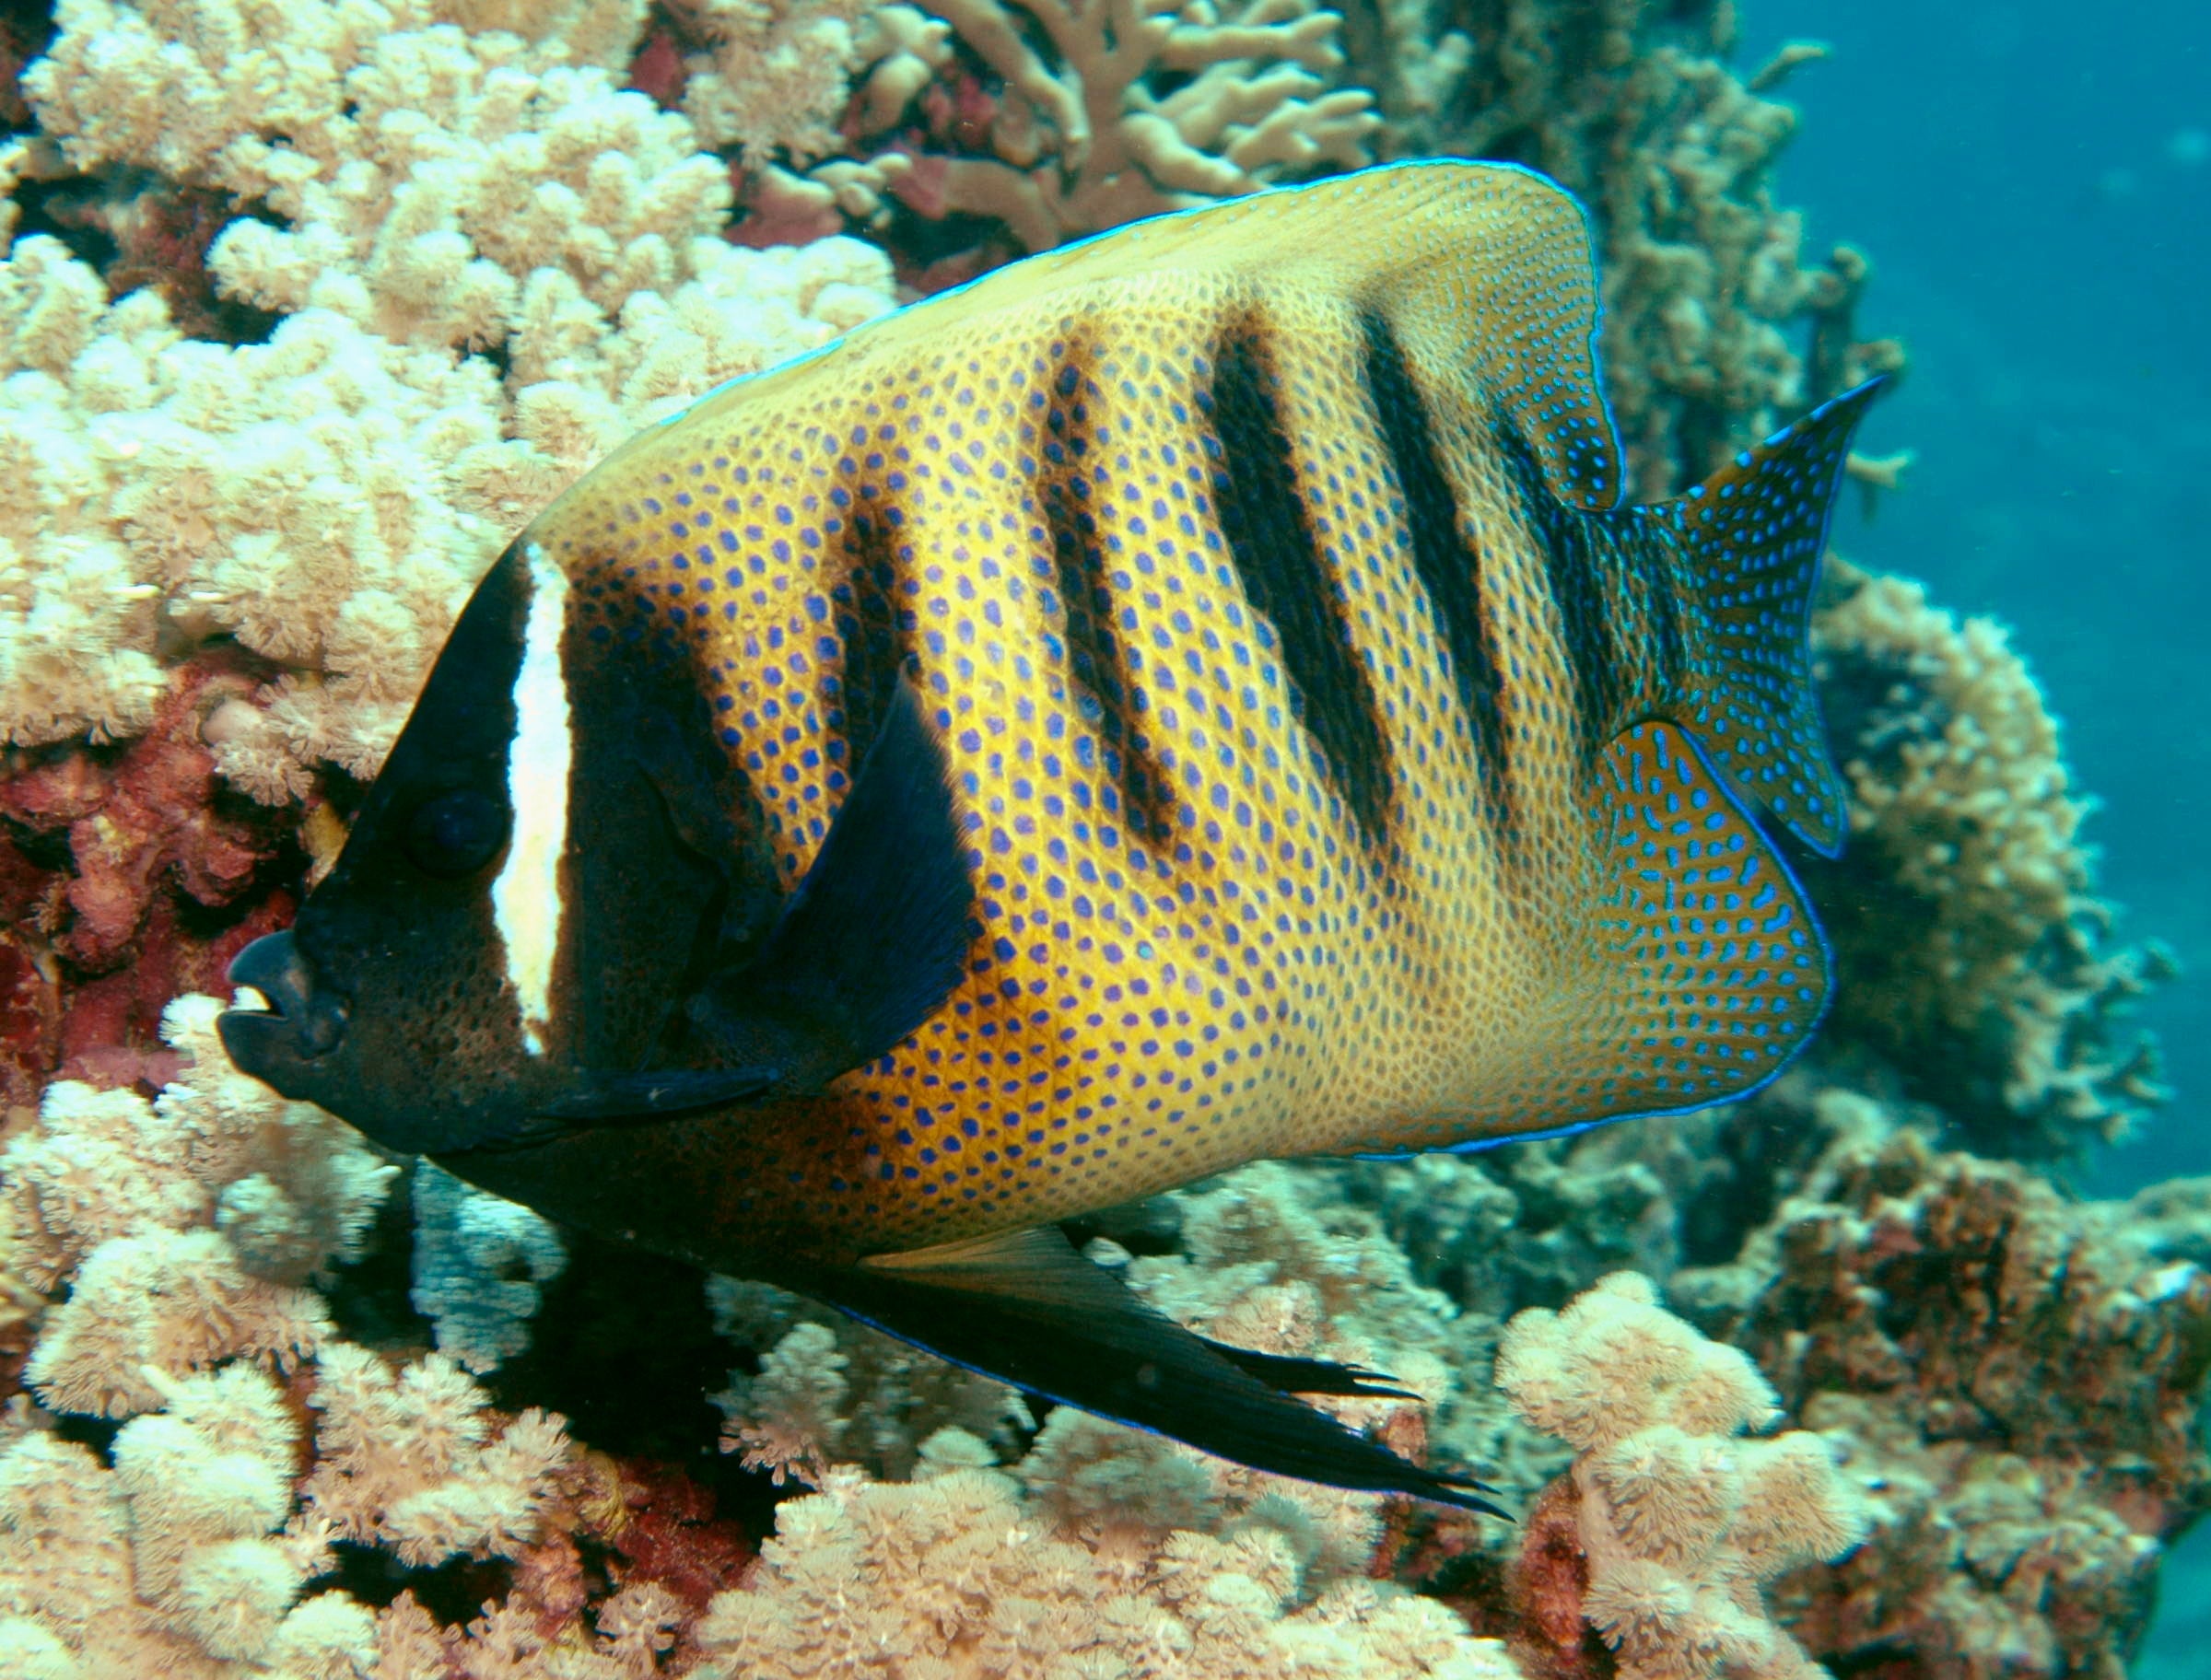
[1496,1273,1868,1680]
[1,0,896,796]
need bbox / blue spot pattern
[524,163,1855,1253]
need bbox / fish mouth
[218,930,349,1076]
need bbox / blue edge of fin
[1363,724,1840,1161]
[663,168,1873,1167]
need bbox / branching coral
[0,264,504,780]
[723,0,1381,264]
[1496,1272,1868,1680]
[1805,561,2172,1154]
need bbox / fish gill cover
[0,2,2192,1679]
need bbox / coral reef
[3,0,896,791]
[1672,1096,2211,1680]
[0,1343,573,1675]
[1,992,391,1417]
[411,1161,567,1375]
[1806,560,2173,1155]
[0,0,896,1126]
[1495,1272,1868,1680]
[0,1364,369,1678]
[1336,0,1904,499]
[687,1450,1523,1679]
[707,1272,1030,1483]
[0,0,2196,1676]
[710,0,1384,268]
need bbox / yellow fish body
[221,162,1876,1506]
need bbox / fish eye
[404,788,508,879]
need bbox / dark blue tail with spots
[1647,378,1885,857]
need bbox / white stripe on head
[491,542,572,1057]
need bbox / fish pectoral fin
[434,1066,780,1153]
[684,677,976,1092]
[790,1226,1500,1512]
[532,1065,780,1125]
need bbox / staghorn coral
[1806,560,2172,1155]
[1495,1272,1868,1680]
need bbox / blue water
[1750,1,2210,1188]
[1750,8,2208,1672]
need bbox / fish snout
[218,930,351,1076]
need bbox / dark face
[218,539,757,1155]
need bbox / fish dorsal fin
[639,162,1624,511]
[1351,720,1828,1158]
[804,1226,1502,1511]
[485,681,973,1147]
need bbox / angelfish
[219,161,1878,1511]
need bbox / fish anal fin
[690,679,976,1091]
[804,1227,1501,1511]
[1351,721,1828,1158]
[1562,720,1830,1126]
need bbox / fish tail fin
[1648,378,1886,857]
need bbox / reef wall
[0,2,2193,1677]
